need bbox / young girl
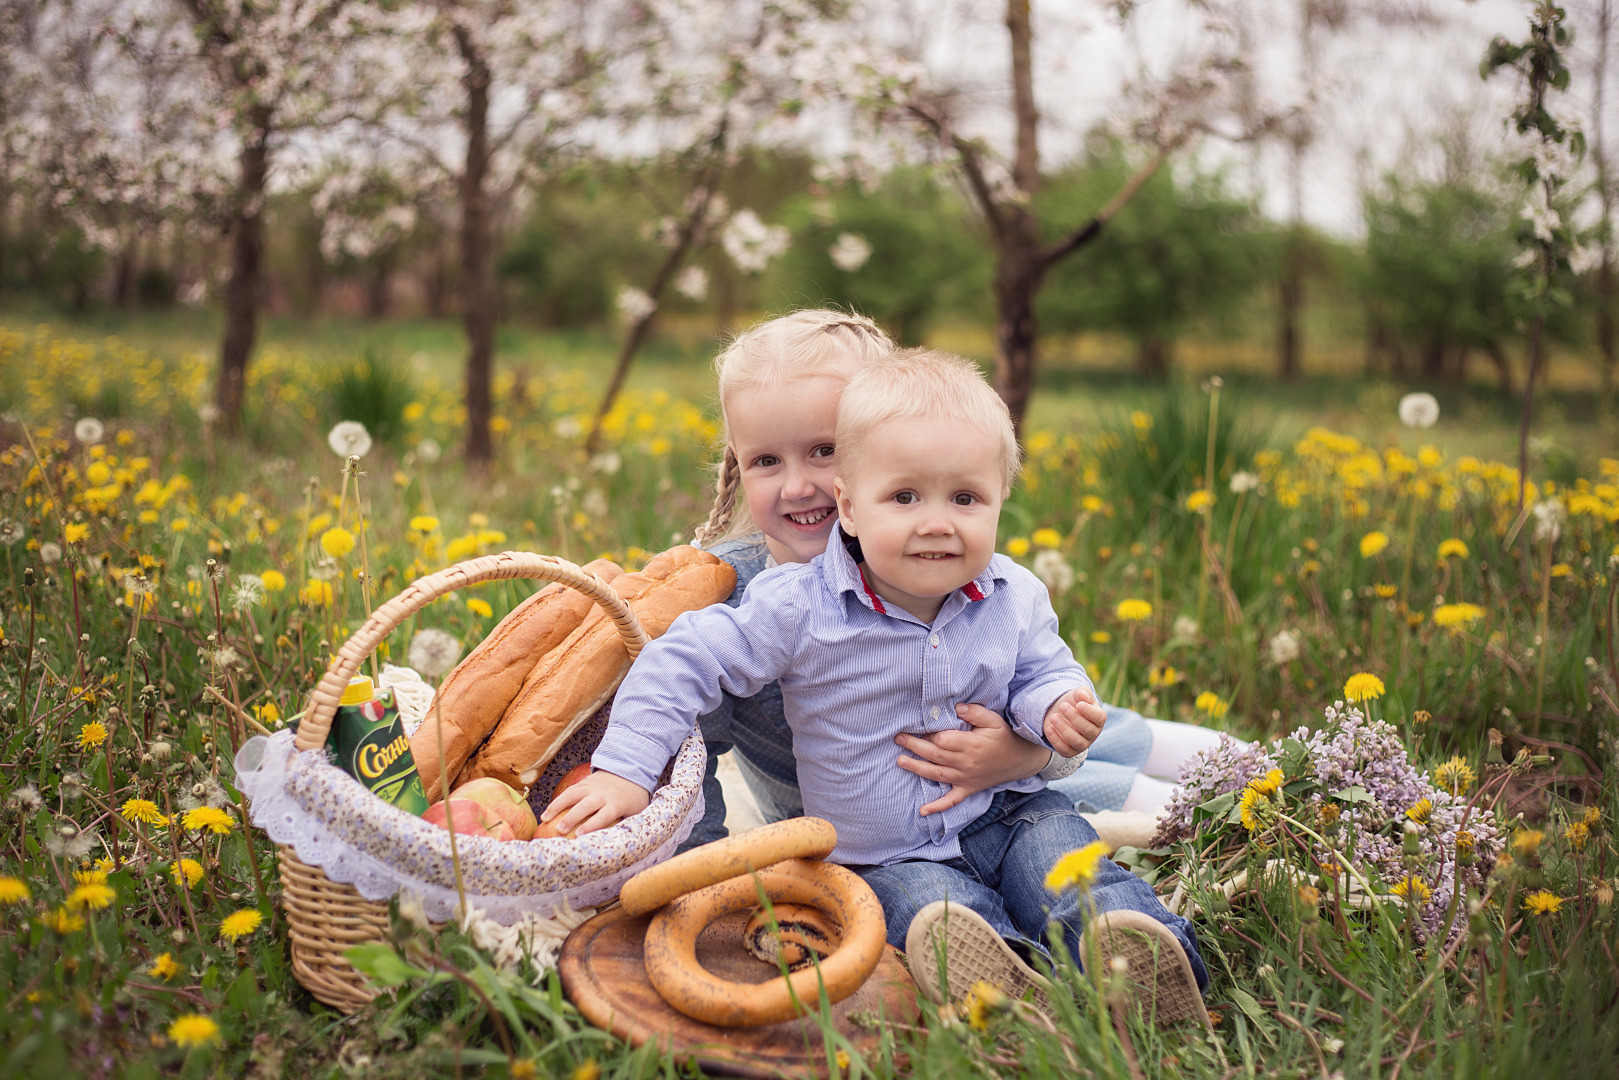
[679,308,1229,850]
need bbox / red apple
[422,798,518,842]
[448,776,538,841]
[553,762,593,800]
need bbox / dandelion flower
[409,515,440,533]
[167,1014,221,1049]
[1005,536,1030,558]
[1390,876,1433,904]
[1564,821,1590,851]
[327,421,373,459]
[1239,786,1272,832]
[63,522,89,544]
[1433,757,1476,795]
[963,980,1007,1031]
[148,952,181,980]
[0,877,31,904]
[183,807,234,835]
[1115,598,1152,622]
[1184,490,1214,513]
[1359,531,1389,558]
[1249,769,1284,797]
[1397,392,1439,429]
[1045,840,1110,892]
[1342,672,1385,702]
[1089,630,1111,645]
[67,881,115,910]
[300,580,334,607]
[1031,527,1062,549]
[570,1061,600,1080]
[1268,629,1301,665]
[510,1060,538,1080]
[466,597,493,619]
[319,526,356,559]
[259,569,287,592]
[220,908,263,942]
[170,859,205,889]
[74,417,106,444]
[1405,798,1433,825]
[408,628,462,678]
[78,721,109,750]
[1433,603,1485,631]
[1437,538,1469,560]
[1195,691,1230,718]
[1512,829,1544,859]
[45,906,86,934]
[40,542,62,565]
[1523,890,1563,916]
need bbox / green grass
[0,315,1615,1079]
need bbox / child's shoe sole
[1080,909,1211,1028]
[904,900,1051,1009]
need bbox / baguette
[412,557,624,801]
[461,545,736,790]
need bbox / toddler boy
[549,349,1208,1022]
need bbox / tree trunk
[215,108,271,434]
[457,27,495,465]
[1136,334,1171,378]
[1421,337,1445,379]
[993,214,1045,432]
[1277,229,1303,378]
[1484,342,1515,400]
[365,254,392,318]
[113,233,136,307]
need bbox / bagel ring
[742,902,843,971]
[619,817,837,916]
[643,859,887,1027]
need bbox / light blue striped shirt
[593,525,1094,866]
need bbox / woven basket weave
[280,551,651,1012]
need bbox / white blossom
[589,450,622,475]
[722,209,790,274]
[1032,549,1074,593]
[1522,188,1561,244]
[1397,392,1439,429]
[327,421,373,460]
[829,231,873,272]
[1268,629,1301,665]
[1568,243,1602,276]
[74,418,105,445]
[674,265,709,302]
[408,628,462,680]
[616,286,658,324]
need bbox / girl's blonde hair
[693,309,894,547]
[836,348,1022,493]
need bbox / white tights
[1121,720,1238,813]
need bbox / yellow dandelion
[1373,583,1398,598]
[1406,798,1433,825]
[1522,890,1563,916]
[0,876,31,904]
[182,806,234,835]
[1550,563,1572,579]
[170,858,204,889]
[466,597,493,619]
[1437,538,1469,560]
[167,1014,221,1049]
[1455,830,1476,858]
[1045,840,1110,893]
[1115,598,1152,622]
[1564,821,1590,851]
[219,908,263,942]
[1433,756,1475,795]
[570,1060,601,1080]
[1031,527,1062,549]
[254,702,281,726]
[1195,691,1230,717]
[1342,672,1385,702]
[409,515,440,533]
[259,569,287,592]
[510,1060,537,1080]
[1512,829,1544,859]
[300,580,334,607]
[1359,531,1389,558]
[148,952,182,980]
[67,882,116,911]
[45,906,86,934]
[1005,537,1030,558]
[1433,603,1486,631]
[1249,768,1284,797]
[1390,876,1433,904]
[1239,787,1272,832]
[1089,630,1112,644]
[77,721,108,750]
[319,526,356,559]
[64,522,90,544]
[963,980,1007,1031]
[1184,490,1214,513]
[121,798,167,826]
[1412,710,1432,725]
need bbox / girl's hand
[895,704,1053,816]
[541,770,651,835]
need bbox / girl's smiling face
[726,376,844,565]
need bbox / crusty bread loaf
[412,558,624,801]
[461,545,736,790]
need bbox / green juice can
[327,675,430,815]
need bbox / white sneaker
[904,900,1052,1009]
[1080,909,1211,1028]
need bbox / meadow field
[1,313,1616,1079]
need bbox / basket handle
[296,551,651,752]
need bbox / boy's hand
[1043,686,1105,758]
[540,769,651,836]
[896,704,1052,816]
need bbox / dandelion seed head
[408,628,462,679]
[1397,393,1439,429]
[326,421,373,460]
[74,418,106,444]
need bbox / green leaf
[1230,986,1267,1026]
[1332,786,1375,804]
[1196,791,1236,820]
[1276,737,1308,775]
[344,943,426,988]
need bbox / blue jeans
[848,787,1209,992]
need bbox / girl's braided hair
[692,309,894,548]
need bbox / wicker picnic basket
[253,551,706,1013]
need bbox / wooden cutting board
[559,905,920,1079]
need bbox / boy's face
[728,376,843,565]
[833,415,1005,623]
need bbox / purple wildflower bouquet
[1153,703,1502,944]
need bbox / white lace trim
[234,729,703,925]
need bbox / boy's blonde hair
[694,309,894,547]
[835,348,1022,493]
